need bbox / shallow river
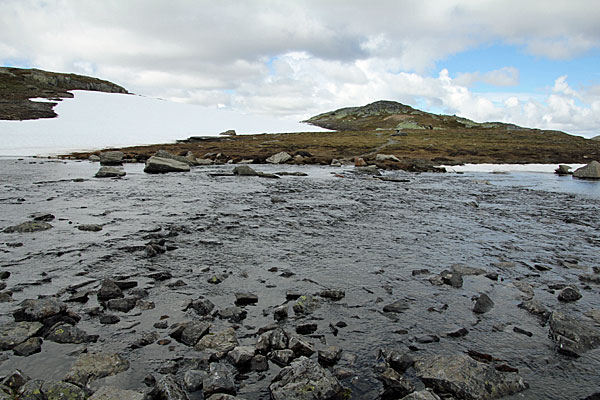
[0,159,599,399]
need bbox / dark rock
[318,289,345,301]
[555,164,572,175]
[0,321,43,350]
[195,328,238,353]
[203,362,236,397]
[318,346,342,366]
[13,337,43,356]
[414,354,528,399]
[99,314,120,325]
[169,321,211,347]
[88,386,145,400]
[296,323,318,335]
[4,221,52,233]
[228,345,255,366]
[440,270,463,288]
[233,165,258,176]
[383,299,410,313]
[513,327,533,337]
[107,297,137,313]
[0,271,10,280]
[114,280,138,290]
[473,293,494,314]
[286,290,302,300]
[549,311,600,357]
[446,327,469,338]
[66,291,89,303]
[270,349,296,366]
[150,374,190,400]
[148,271,172,281]
[400,390,442,399]
[45,323,98,344]
[273,304,288,321]
[186,298,215,316]
[378,367,415,398]
[77,223,103,232]
[1,369,30,392]
[388,351,414,373]
[412,269,430,276]
[289,336,315,357]
[234,292,258,306]
[65,352,130,387]
[13,298,67,322]
[251,355,269,372]
[21,380,87,400]
[485,272,499,281]
[94,166,125,178]
[414,335,440,344]
[97,279,124,302]
[131,331,159,349]
[183,369,206,392]
[269,356,346,400]
[558,286,582,302]
[217,306,247,322]
[207,275,225,284]
[518,300,550,323]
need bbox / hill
[0,66,128,120]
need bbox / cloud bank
[1,0,599,136]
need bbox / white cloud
[454,67,520,88]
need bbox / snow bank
[0,91,329,156]
[439,163,587,173]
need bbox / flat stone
[77,224,103,232]
[169,321,211,347]
[99,151,124,166]
[95,166,125,178]
[13,337,43,356]
[106,297,137,313]
[45,323,98,344]
[195,328,238,353]
[65,352,130,387]
[144,156,191,174]
[0,321,43,350]
[13,298,68,322]
[234,292,258,306]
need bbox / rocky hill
[0,67,128,120]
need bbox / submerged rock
[548,311,600,357]
[144,156,191,174]
[4,221,52,233]
[414,353,528,399]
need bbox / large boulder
[414,354,528,399]
[548,311,600,357]
[269,356,346,400]
[573,160,600,179]
[95,166,126,178]
[99,151,124,166]
[144,156,191,174]
[266,152,292,164]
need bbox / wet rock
[558,286,582,302]
[270,349,296,366]
[217,306,247,322]
[95,166,125,178]
[107,297,138,313]
[266,152,292,164]
[65,352,130,387]
[99,314,120,325]
[186,298,215,316]
[548,311,600,357]
[0,292,12,303]
[473,294,494,314]
[573,160,600,179]
[289,336,315,357]
[195,328,239,353]
[148,271,172,281]
[383,299,410,313]
[251,354,269,372]
[30,212,55,222]
[233,165,258,176]
[580,274,600,284]
[414,335,440,344]
[518,299,550,323]
[4,221,52,233]
[97,279,124,302]
[99,151,124,166]
[440,270,463,288]
[149,374,190,400]
[512,281,534,299]
[207,275,225,284]
[412,269,430,276]
[89,386,145,400]
[400,389,442,400]
[318,346,342,366]
[77,224,103,232]
[0,321,43,350]
[286,290,302,300]
[296,323,318,335]
[223,347,253,369]
[144,156,191,174]
[131,331,159,349]
[13,298,68,322]
[183,369,206,392]
[45,323,98,344]
[269,356,346,400]
[513,327,533,337]
[206,395,247,400]
[273,304,288,321]
[555,165,572,175]
[169,321,211,347]
[66,291,89,304]
[388,351,414,373]
[21,380,88,400]
[203,362,236,397]
[0,271,10,280]
[446,327,469,338]
[486,272,499,281]
[584,309,600,324]
[13,336,43,356]
[414,353,528,399]
[318,289,345,301]
[234,292,258,306]
[378,367,415,398]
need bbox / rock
[169,321,211,347]
[195,328,238,352]
[66,291,89,303]
[65,352,130,387]
[228,346,255,366]
[203,362,236,397]
[13,337,43,356]
[13,298,68,322]
[388,351,414,373]
[196,158,214,165]
[584,309,600,324]
[446,327,469,338]
[513,327,533,337]
[440,270,463,288]
[399,389,442,400]
[296,323,318,335]
[270,349,296,366]
[97,279,124,302]
[30,212,55,222]
[378,367,415,398]
[233,165,258,176]
[107,297,138,312]
[318,346,342,366]
[150,374,190,400]
[414,335,440,344]
[77,224,103,232]
[289,336,315,357]
[21,380,88,400]
[45,323,98,344]
[376,154,401,162]
[154,149,195,166]
[266,152,292,164]
[383,299,410,313]
[219,129,237,136]
[206,395,247,400]
[251,354,269,372]
[451,264,485,276]
[273,304,288,321]
[573,161,600,179]
[99,151,124,166]
[89,386,145,400]
[0,321,43,350]
[186,298,216,316]
[144,156,191,174]
[354,157,367,167]
[558,286,582,302]
[184,370,207,392]
[94,166,125,178]
[217,306,247,322]
[234,292,258,305]
[89,154,101,162]
[4,221,52,233]
[318,289,345,301]
[99,314,120,324]
[548,311,600,357]
[269,356,346,400]
[292,295,320,315]
[518,299,550,323]
[2,369,30,392]
[414,353,528,399]
[512,281,534,298]
[473,294,494,314]
[555,165,572,175]
[131,331,159,349]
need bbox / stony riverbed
[0,159,599,399]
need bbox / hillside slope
[0,67,128,120]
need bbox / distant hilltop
[305,99,525,132]
[0,66,128,120]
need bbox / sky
[1,0,600,137]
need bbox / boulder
[383,299,410,313]
[266,152,292,164]
[233,165,258,176]
[376,154,401,162]
[99,151,124,166]
[97,279,124,302]
[228,346,255,366]
[89,386,145,400]
[400,390,442,400]
[106,297,138,313]
[195,328,238,352]
[473,294,494,314]
[155,149,195,166]
[183,370,206,392]
[558,286,582,302]
[89,154,101,162]
[4,221,52,233]
[548,311,600,357]
[354,157,367,167]
[144,156,191,174]
[554,165,572,175]
[414,354,528,399]
[94,166,125,178]
[13,299,68,322]
[378,367,415,398]
[203,362,236,397]
[269,356,346,400]
[64,352,130,387]
[77,224,103,232]
[19,380,87,400]
[169,321,211,347]
[12,336,43,356]
[573,160,600,179]
[45,323,98,344]
[186,298,215,316]
[149,374,190,400]
[0,321,43,350]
